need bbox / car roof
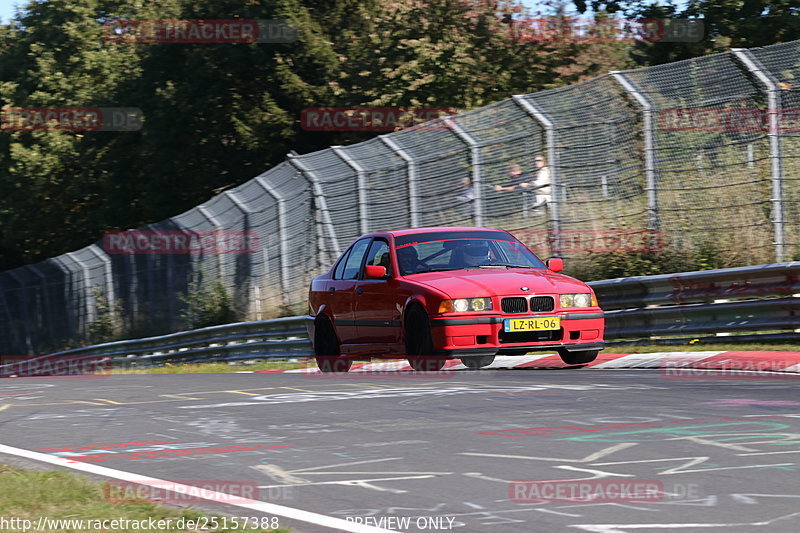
[384,227,508,237]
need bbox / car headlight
[438,297,493,313]
[560,293,594,308]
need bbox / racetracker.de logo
[516,229,664,255]
[103,230,259,254]
[509,479,664,503]
[509,17,703,43]
[659,108,800,133]
[0,108,142,131]
[661,359,800,380]
[103,19,297,43]
[0,355,111,378]
[104,480,262,504]
[300,107,456,132]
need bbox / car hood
[409,268,590,298]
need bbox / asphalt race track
[2,366,800,532]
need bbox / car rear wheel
[558,349,599,365]
[314,317,352,373]
[461,355,495,370]
[405,305,444,371]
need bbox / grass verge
[111,360,307,374]
[107,341,800,375]
[0,463,291,532]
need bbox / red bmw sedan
[306,227,604,372]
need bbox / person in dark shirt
[494,163,532,192]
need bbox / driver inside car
[397,246,421,275]
[453,240,492,268]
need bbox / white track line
[0,443,397,533]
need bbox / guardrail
[2,262,798,373]
[593,261,800,345]
[0,317,312,375]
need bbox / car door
[353,239,400,345]
[326,238,371,345]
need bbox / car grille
[501,296,555,313]
[501,297,528,314]
[529,296,555,312]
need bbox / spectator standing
[530,155,551,209]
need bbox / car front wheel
[314,317,352,373]
[558,349,599,365]
[405,305,444,371]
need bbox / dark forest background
[1,0,798,270]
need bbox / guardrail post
[255,175,292,307]
[610,72,659,231]
[731,48,786,263]
[287,156,341,258]
[380,135,419,227]
[445,117,485,226]
[331,146,370,234]
[512,95,562,255]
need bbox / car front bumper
[429,311,604,357]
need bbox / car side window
[333,248,351,280]
[342,238,371,280]
[364,240,391,277]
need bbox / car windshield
[394,232,546,276]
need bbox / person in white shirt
[530,155,551,209]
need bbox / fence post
[331,146,370,234]
[5,270,33,353]
[731,48,786,263]
[287,156,341,258]
[64,252,96,332]
[610,71,659,231]
[445,117,485,226]
[87,244,115,306]
[26,264,56,347]
[380,135,419,227]
[197,206,226,281]
[255,175,292,307]
[512,95,562,254]
[224,189,263,317]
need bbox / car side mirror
[547,258,563,272]
[364,265,388,279]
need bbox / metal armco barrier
[0,317,312,373]
[591,261,800,344]
[2,263,797,371]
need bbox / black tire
[558,349,599,365]
[405,305,444,371]
[461,355,495,370]
[314,317,352,373]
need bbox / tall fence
[2,41,799,355]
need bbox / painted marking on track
[92,398,124,405]
[460,442,637,463]
[570,510,800,531]
[159,393,202,400]
[737,450,800,456]
[280,387,314,393]
[0,443,397,533]
[0,404,10,411]
[225,390,262,396]
[69,400,109,405]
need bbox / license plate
[504,317,561,332]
